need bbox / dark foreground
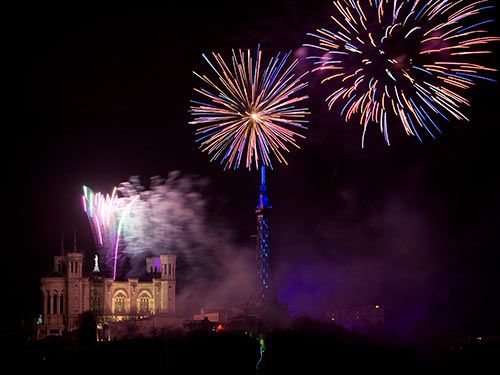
[3,318,499,374]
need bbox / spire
[60,231,65,256]
[257,165,270,210]
[73,225,77,251]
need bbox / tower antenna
[255,165,276,306]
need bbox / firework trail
[190,45,310,170]
[82,185,138,280]
[305,0,500,146]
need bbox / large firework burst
[190,46,310,170]
[305,0,500,146]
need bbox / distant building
[326,305,384,333]
[193,306,245,323]
[183,317,220,333]
[37,245,177,339]
[189,304,276,334]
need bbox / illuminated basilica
[37,242,177,339]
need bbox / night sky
[7,1,500,337]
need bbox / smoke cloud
[109,172,254,315]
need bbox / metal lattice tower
[255,165,277,306]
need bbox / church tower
[66,231,90,330]
[160,254,176,313]
[40,263,65,337]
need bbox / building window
[114,293,127,315]
[138,296,150,314]
[168,264,171,276]
[60,295,64,314]
[91,297,102,312]
[52,294,58,315]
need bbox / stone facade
[37,250,176,339]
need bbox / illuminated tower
[160,254,176,313]
[66,229,90,330]
[255,165,277,306]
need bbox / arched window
[113,292,127,315]
[47,293,51,315]
[138,296,150,314]
[60,295,64,314]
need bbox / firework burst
[190,46,310,170]
[82,185,138,280]
[305,0,500,146]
